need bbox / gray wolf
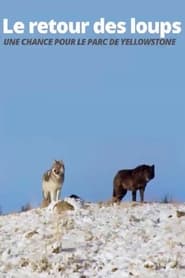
[112,164,155,202]
[42,160,65,203]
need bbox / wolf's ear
[59,160,64,165]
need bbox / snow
[1,200,185,278]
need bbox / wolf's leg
[132,190,137,201]
[115,189,127,202]
[43,190,49,201]
[113,183,127,202]
[120,189,127,201]
[50,190,57,202]
[56,189,61,201]
[139,187,145,202]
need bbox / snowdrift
[0,200,185,277]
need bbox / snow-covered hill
[1,200,185,278]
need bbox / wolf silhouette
[113,164,155,202]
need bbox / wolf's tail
[112,188,116,197]
[113,174,119,197]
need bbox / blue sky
[0,1,184,213]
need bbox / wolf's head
[145,164,155,181]
[133,164,155,183]
[140,164,155,182]
[52,160,65,177]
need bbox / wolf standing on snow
[112,164,155,202]
[42,160,65,203]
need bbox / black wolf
[113,164,155,202]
